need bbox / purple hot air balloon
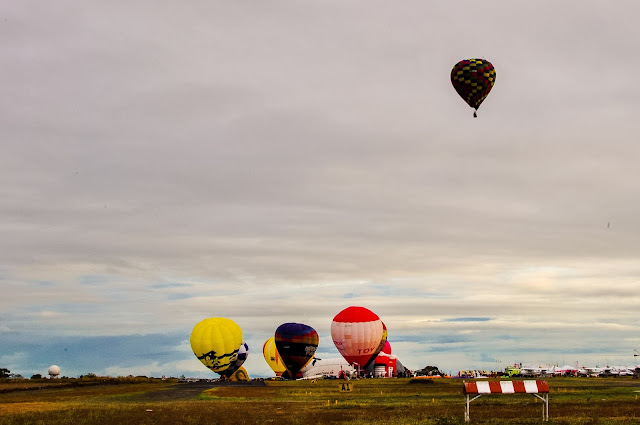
[274,323,319,378]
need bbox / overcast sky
[2,0,640,378]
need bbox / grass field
[1,377,639,424]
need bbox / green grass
[1,377,639,424]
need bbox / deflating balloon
[263,337,287,377]
[190,317,243,373]
[451,58,496,117]
[331,306,385,369]
[274,323,319,378]
[222,341,249,377]
[227,366,250,381]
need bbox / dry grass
[0,402,63,416]
[0,377,639,424]
[0,382,68,391]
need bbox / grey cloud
[2,0,640,375]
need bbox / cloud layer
[2,1,640,377]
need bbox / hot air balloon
[263,337,287,377]
[372,340,397,377]
[331,306,385,370]
[221,341,249,377]
[190,317,243,373]
[451,58,496,117]
[227,366,250,381]
[374,322,388,357]
[274,323,319,378]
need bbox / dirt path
[134,380,267,401]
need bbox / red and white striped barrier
[464,380,549,394]
[464,381,549,422]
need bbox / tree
[416,366,443,377]
[31,374,42,380]
[0,368,10,378]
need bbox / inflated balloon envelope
[221,341,249,378]
[263,336,287,377]
[451,58,496,117]
[274,323,319,378]
[331,306,386,369]
[190,317,243,373]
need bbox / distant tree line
[415,366,444,376]
[0,368,24,380]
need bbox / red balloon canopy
[382,340,391,355]
[331,306,386,369]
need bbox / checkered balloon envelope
[451,58,496,117]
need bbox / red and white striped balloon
[331,306,385,368]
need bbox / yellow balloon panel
[228,366,250,381]
[262,337,286,376]
[190,317,243,373]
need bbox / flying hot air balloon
[331,306,385,370]
[190,317,243,373]
[274,323,319,378]
[451,58,496,117]
[263,337,287,377]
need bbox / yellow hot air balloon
[190,317,243,373]
[262,336,286,377]
[227,366,250,381]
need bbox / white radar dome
[48,365,61,377]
